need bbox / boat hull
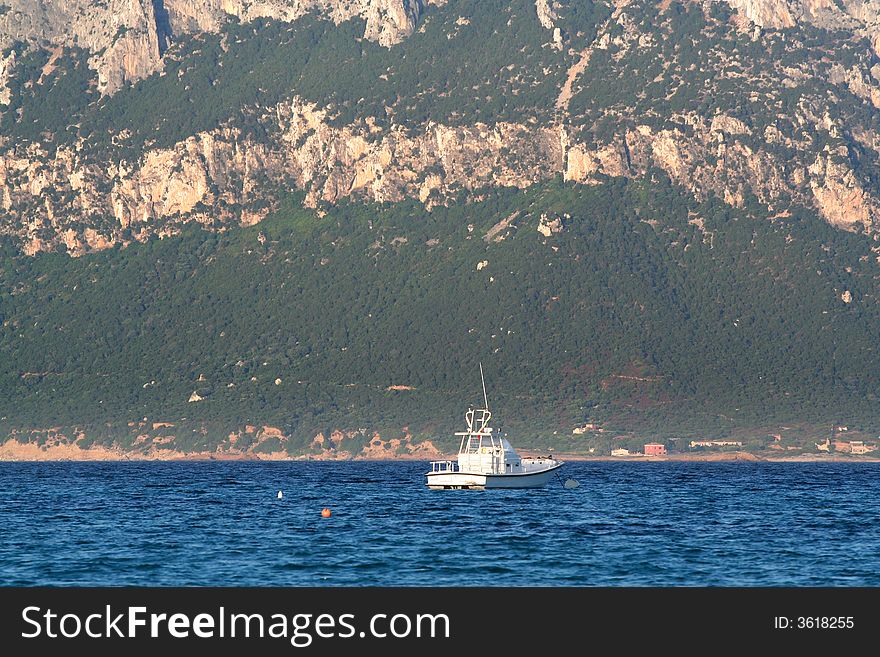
[425,463,562,489]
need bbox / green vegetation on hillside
[0,46,96,143]
[2,177,879,453]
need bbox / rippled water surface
[2,461,878,586]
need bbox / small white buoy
[277,490,283,499]
[564,479,580,489]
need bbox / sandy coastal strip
[1,441,879,463]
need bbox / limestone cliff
[723,0,880,55]
[0,97,564,255]
[724,0,796,28]
[165,0,433,47]
[565,117,880,228]
[535,0,558,30]
[3,89,876,255]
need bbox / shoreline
[546,453,880,463]
[1,442,879,463]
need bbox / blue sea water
[1,461,878,586]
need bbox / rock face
[361,0,424,46]
[567,117,796,212]
[724,0,872,30]
[724,0,880,55]
[808,152,878,229]
[0,96,564,254]
[535,0,558,30]
[5,92,876,255]
[173,0,431,47]
[725,0,796,28]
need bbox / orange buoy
[321,508,332,518]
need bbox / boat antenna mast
[479,362,489,411]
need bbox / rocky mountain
[1,0,880,256]
[4,1,880,457]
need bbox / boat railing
[429,460,459,473]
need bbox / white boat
[426,365,563,490]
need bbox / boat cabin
[430,407,524,475]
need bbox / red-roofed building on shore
[644,443,667,456]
